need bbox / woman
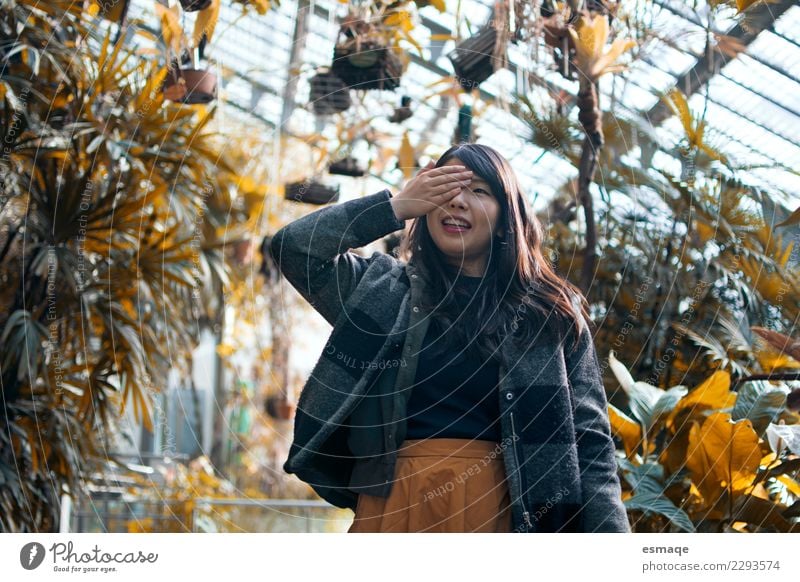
[270,143,629,533]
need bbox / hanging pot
[180,0,213,11]
[332,31,403,91]
[162,64,218,104]
[541,14,576,51]
[388,95,413,123]
[447,25,500,90]
[328,156,365,177]
[453,103,474,144]
[284,180,340,205]
[309,68,351,115]
[264,394,296,421]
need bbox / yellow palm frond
[193,0,221,48]
[568,13,636,80]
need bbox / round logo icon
[20,542,46,570]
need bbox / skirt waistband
[397,438,505,459]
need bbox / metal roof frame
[129,0,800,198]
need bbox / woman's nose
[449,187,468,206]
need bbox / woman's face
[425,157,503,276]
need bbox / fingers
[415,160,436,177]
[428,172,472,191]
[425,166,473,188]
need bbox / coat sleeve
[565,318,631,533]
[269,188,406,326]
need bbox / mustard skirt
[347,437,513,533]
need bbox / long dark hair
[395,143,591,363]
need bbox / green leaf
[733,381,787,436]
[624,492,696,532]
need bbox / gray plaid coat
[270,188,630,533]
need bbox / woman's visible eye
[474,188,489,195]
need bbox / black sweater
[404,273,502,442]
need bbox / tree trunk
[577,79,603,294]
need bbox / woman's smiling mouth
[441,217,472,233]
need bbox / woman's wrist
[389,194,409,222]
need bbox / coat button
[412,306,419,312]
[411,274,418,279]
[505,392,514,400]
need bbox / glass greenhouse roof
[129,0,800,206]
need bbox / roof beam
[635,54,800,150]
[646,0,796,125]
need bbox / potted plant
[331,14,403,91]
[180,0,212,11]
[453,102,474,144]
[309,67,351,115]
[156,2,219,104]
[162,51,218,104]
[447,24,504,90]
[388,95,413,123]
[328,156,365,177]
[284,179,340,205]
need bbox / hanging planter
[453,103,474,144]
[328,156,365,177]
[179,0,213,11]
[162,53,218,104]
[156,2,219,104]
[447,25,501,90]
[284,180,340,205]
[388,95,413,123]
[264,394,296,421]
[540,11,578,80]
[331,18,403,91]
[309,68,351,115]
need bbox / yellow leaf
[398,131,416,180]
[695,219,716,245]
[670,370,736,425]
[193,0,221,48]
[568,13,636,80]
[216,343,236,357]
[736,0,780,13]
[608,403,643,458]
[384,11,414,33]
[154,3,184,57]
[685,412,761,507]
[777,475,800,497]
[756,349,800,374]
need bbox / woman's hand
[390,161,473,221]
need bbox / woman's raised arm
[269,188,406,326]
